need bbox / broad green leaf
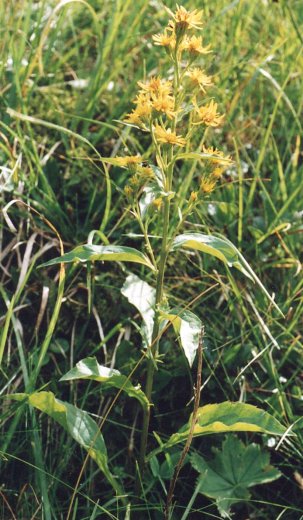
[171,233,283,316]
[9,392,123,494]
[60,356,149,411]
[40,244,155,271]
[121,274,155,345]
[159,308,202,367]
[191,436,281,518]
[160,402,286,451]
[172,233,250,275]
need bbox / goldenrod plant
[5,4,295,519]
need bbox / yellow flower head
[152,197,163,210]
[152,29,176,49]
[186,68,213,92]
[124,185,134,199]
[130,174,143,187]
[200,177,216,193]
[195,100,224,127]
[154,125,186,147]
[182,35,211,56]
[212,167,224,178]
[124,109,142,125]
[151,93,176,119]
[202,145,232,165]
[137,165,155,179]
[125,94,152,125]
[169,5,203,35]
[138,77,172,97]
[189,191,198,203]
[114,155,142,168]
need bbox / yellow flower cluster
[152,7,210,60]
[196,145,233,195]
[125,77,176,126]
[187,147,233,201]
[117,4,232,206]
[110,155,156,202]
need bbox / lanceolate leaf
[60,356,149,411]
[40,244,155,271]
[159,308,202,367]
[171,233,283,316]
[172,233,251,275]
[151,402,286,454]
[191,436,281,518]
[173,151,232,164]
[9,392,123,495]
[121,274,155,345]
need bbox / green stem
[135,205,157,269]
[136,43,180,490]
[137,195,170,486]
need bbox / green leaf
[161,402,286,451]
[40,244,155,271]
[171,233,283,316]
[60,356,149,411]
[159,308,202,367]
[150,164,165,189]
[121,274,155,345]
[191,435,281,518]
[174,151,232,164]
[139,185,161,219]
[9,392,123,494]
[159,452,185,480]
[172,233,250,274]
[150,452,185,481]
